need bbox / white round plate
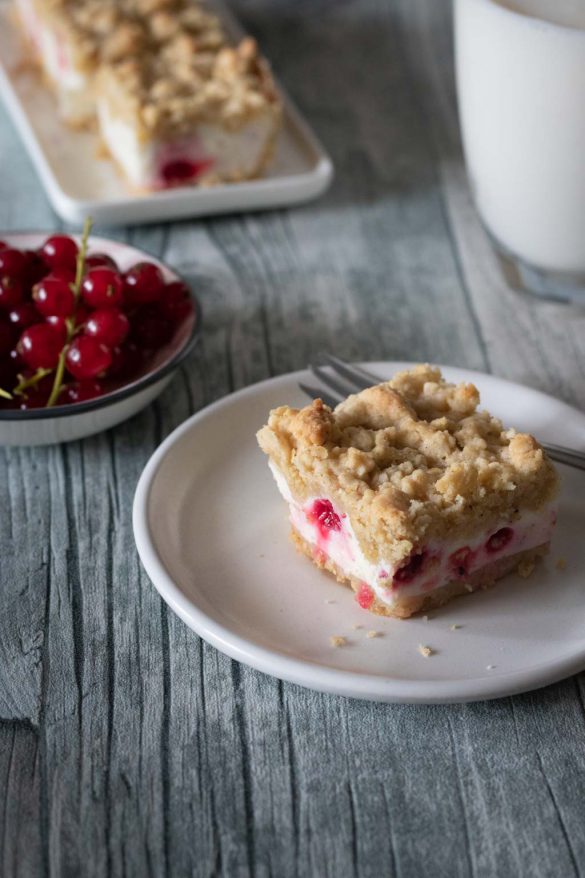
[133,363,585,703]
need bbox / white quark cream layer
[269,464,557,609]
[17,0,94,124]
[97,100,275,189]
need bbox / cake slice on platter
[96,32,281,190]
[257,365,559,618]
[15,0,282,187]
[15,0,104,126]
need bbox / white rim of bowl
[0,232,203,420]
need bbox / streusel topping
[34,0,280,136]
[257,365,559,565]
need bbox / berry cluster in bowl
[0,223,195,410]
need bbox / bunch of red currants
[0,233,193,409]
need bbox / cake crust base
[290,527,550,619]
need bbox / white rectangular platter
[0,1,333,225]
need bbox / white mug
[455,0,585,276]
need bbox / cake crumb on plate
[556,557,567,571]
[418,644,433,658]
[449,624,461,631]
[329,635,347,648]
[517,558,535,578]
[366,630,382,639]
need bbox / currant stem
[46,218,93,408]
[46,348,67,408]
[73,217,93,298]
[13,367,52,397]
[0,387,12,400]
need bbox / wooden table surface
[2,1,585,876]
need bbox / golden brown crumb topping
[99,35,280,137]
[257,365,559,565]
[29,0,281,136]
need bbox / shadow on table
[234,0,462,210]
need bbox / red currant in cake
[449,546,473,578]
[40,235,79,272]
[33,276,76,317]
[357,583,375,610]
[85,308,129,348]
[17,323,63,370]
[65,336,112,380]
[81,268,124,309]
[123,262,165,306]
[486,527,514,553]
[308,499,341,538]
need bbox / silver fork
[299,354,585,472]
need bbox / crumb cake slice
[257,365,560,618]
[96,31,281,189]
[15,0,100,125]
[15,0,282,187]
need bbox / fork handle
[542,443,585,472]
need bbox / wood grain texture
[0,1,584,876]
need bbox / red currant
[22,250,49,287]
[81,267,123,309]
[63,380,104,404]
[73,302,91,329]
[0,248,26,278]
[124,262,165,306]
[17,323,63,370]
[0,356,20,393]
[65,336,112,380]
[0,320,14,356]
[8,303,39,331]
[109,343,142,379]
[8,347,24,370]
[160,281,193,324]
[85,308,129,348]
[18,375,55,410]
[45,315,68,344]
[162,280,189,304]
[33,275,76,317]
[0,275,24,310]
[85,252,118,271]
[131,305,172,349]
[50,266,76,283]
[41,235,78,272]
